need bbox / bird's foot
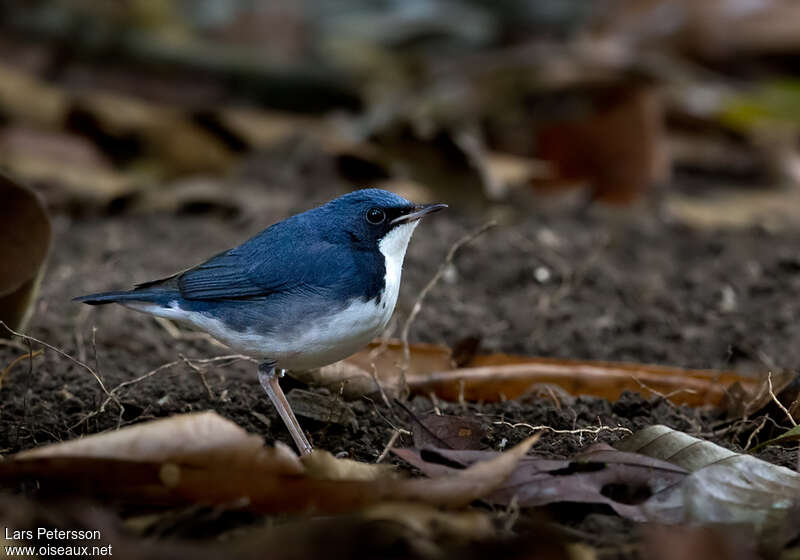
[257,362,312,455]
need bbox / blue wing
[170,220,343,300]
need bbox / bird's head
[316,189,447,258]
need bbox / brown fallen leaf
[1,412,537,513]
[394,443,687,521]
[301,450,393,481]
[317,340,759,407]
[0,174,52,331]
[407,356,758,407]
[15,411,302,474]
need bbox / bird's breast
[260,294,395,370]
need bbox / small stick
[493,420,632,437]
[743,415,769,451]
[376,429,401,463]
[180,353,214,399]
[0,321,113,398]
[401,221,496,367]
[768,370,797,427]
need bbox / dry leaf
[395,442,687,521]
[408,356,756,407]
[1,413,537,514]
[15,411,302,474]
[617,425,800,546]
[0,174,51,331]
[301,450,393,481]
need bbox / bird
[75,188,447,455]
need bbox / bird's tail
[73,290,167,305]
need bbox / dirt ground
[2,151,800,553]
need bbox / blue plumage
[75,188,446,454]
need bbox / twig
[0,321,113,398]
[180,353,214,399]
[632,375,698,400]
[74,354,256,428]
[376,429,401,463]
[743,415,769,451]
[493,420,632,437]
[768,370,796,427]
[401,221,496,367]
[370,363,392,410]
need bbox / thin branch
[0,321,113,397]
[376,429,402,463]
[493,420,632,437]
[768,370,797,427]
[401,221,496,367]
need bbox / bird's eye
[365,207,386,225]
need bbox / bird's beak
[391,203,448,225]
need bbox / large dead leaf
[394,443,687,521]
[0,174,51,331]
[617,425,800,547]
[1,412,536,513]
[407,355,757,407]
[307,340,759,407]
[397,424,800,546]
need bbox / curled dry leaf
[301,450,394,481]
[397,424,800,545]
[394,442,687,521]
[1,412,536,514]
[617,425,800,546]
[15,411,302,475]
[408,355,757,407]
[314,339,757,406]
[0,174,52,331]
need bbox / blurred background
[6,4,800,555]
[3,0,800,393]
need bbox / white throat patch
[378,221,418,315]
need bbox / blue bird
[75,189,446,454]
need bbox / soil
[2,152,800,555]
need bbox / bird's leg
[257,362,313,455]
